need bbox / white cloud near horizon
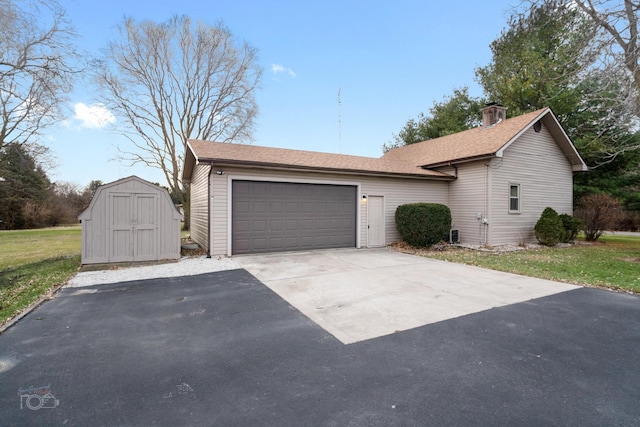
[73,103,116,129]
[271,63,297,77]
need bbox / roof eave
[201,159,455,180]
[182,141,198,183]
[420,154,498,169]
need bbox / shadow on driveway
[1,269,639,426]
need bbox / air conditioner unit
[450,229,460,244]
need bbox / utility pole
[337,87,342,153]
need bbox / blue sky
[50,0,516,187]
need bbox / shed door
[109,193,158,262]
[232,181,356,255]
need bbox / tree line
[386,0,640,230]
[0,142,102,229]
[1,0,260,230]
[1,0,638,230]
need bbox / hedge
[395,203,451,247]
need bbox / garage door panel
[284,236,299,246]
[270,201,283,213]
[253,238,267,250]
[269,237,284,248]
[232,181,356,254]
[253,220,268,232]
[234,181,251,195]
[235,220,250,232]
[235,201,250,214]
[253,201,267,213]
[269,219,284,230]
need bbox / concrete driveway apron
[233,248,579,344]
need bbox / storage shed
[79,176,183,264]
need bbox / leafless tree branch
[97,15,262,212]
[0,0,79,158]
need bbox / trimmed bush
[534,207,564,246]
[559,214,581,243]
[395,203,451,247]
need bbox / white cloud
[271,63,296,78]
[73,103,116,129]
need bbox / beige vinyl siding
[488,126,573,245]
[79,176,182,264]
[362,176,448,245]
[189,163,211,250]
[208,167,448,256]
[211,169,229,255]
[446,161,490,244]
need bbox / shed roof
[78,175,183,221]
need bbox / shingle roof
[382,108,551,167]
[183,107,587,181]
[184,140,454,180]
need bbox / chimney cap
[485,101,503,107]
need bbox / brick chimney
[482,102,507,127]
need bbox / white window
[509,184,520,213]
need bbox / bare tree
[97,15,262,227]
[573,1,640,161]
[0,0,78,157]
[572,1,640,91]
[519,1,640,159]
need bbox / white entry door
[367,196,385,247]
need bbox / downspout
[206,163,215,258]
[484,163,489,245]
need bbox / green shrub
[559,214,581,243]
[395,203,451,247]
[534,207,563,246]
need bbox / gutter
[197,159,456,181]
[423,153,498,169]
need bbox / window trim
[509,183,521,213]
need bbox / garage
[232,180,357,255]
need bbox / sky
[49,0,518,187]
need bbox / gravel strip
[66,256,241,288]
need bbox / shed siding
[207,167,448,256]
[488,126,573,245]
[189,163,210,250]
[79,176,182,264]
[447,161,490,244]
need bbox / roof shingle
[186,140,453,179]
[183,107,587,181]
[382,108,549,167]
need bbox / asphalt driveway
[1,262,639,425]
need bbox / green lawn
[410,235,640,293]
[1,227,639,328]
[0,226,81,327]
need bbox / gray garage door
[232,180,357,255]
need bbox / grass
[0,226,81,327]
[1,226,638,328]
[402,234,640,293]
